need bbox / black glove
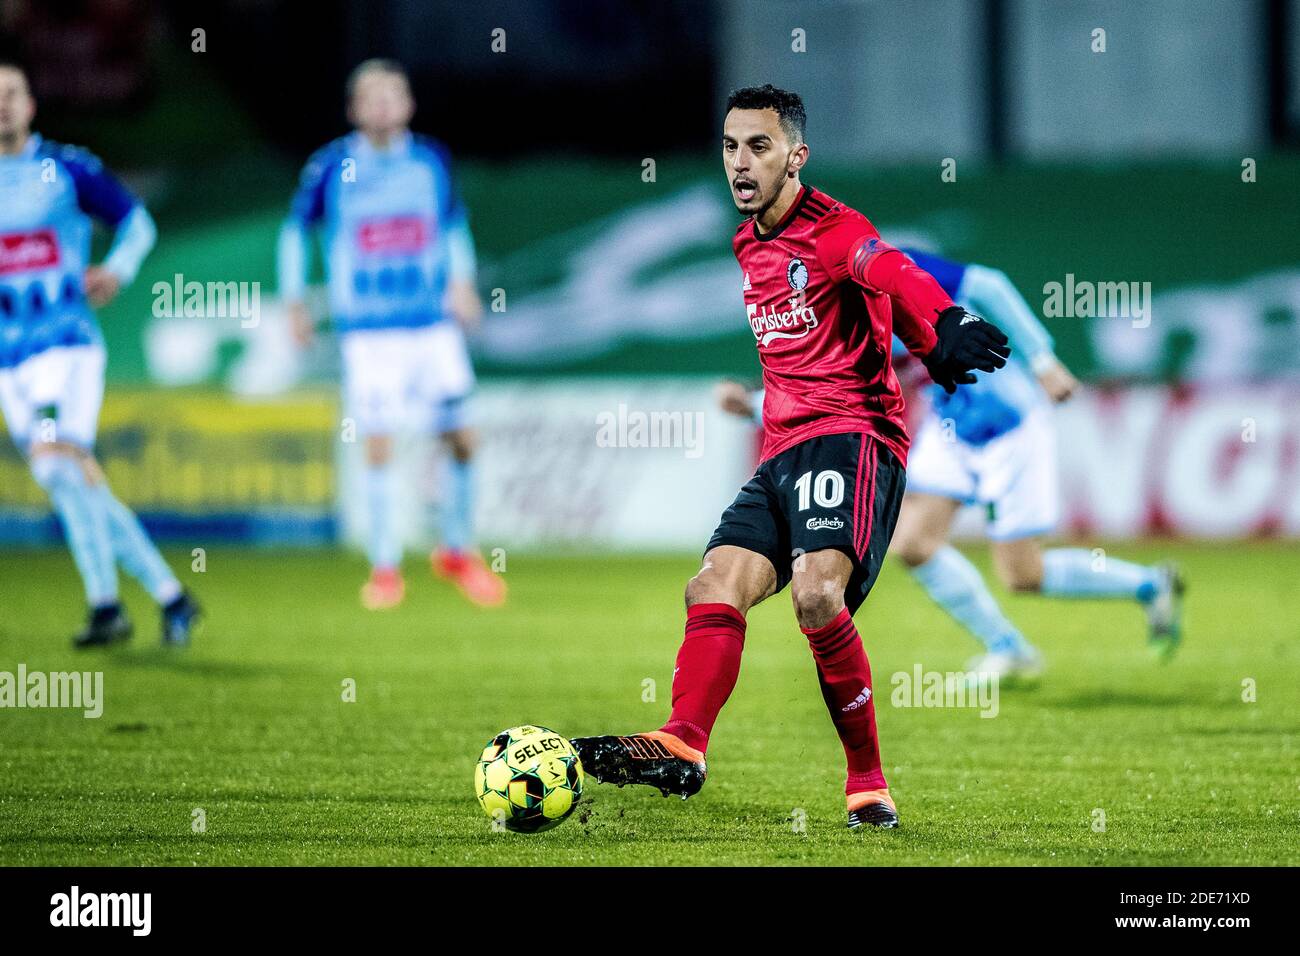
[922,306,1012,394]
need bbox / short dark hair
[725,84,806,142]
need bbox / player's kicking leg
[577,432,905,829]
[994,539,1185,660]
[429,422,506,607]
[891,493,1044,684]
[572,544,776,798]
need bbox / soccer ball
[474,725,584,832]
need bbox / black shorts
[706,431,906,615]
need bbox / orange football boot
[361,567,406,610]
[431,547,507,607]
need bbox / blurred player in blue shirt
[0,59,199,647]
[720,248,1184,681]
[278,59,504,610]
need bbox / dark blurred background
[8,0,1297,158]
[4,0,718,157]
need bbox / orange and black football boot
[570,731,706,799]
[846,789,899,829]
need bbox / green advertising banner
[84,155,1300,389]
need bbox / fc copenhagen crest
[786,257,809,290]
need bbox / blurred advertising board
[1054,385,1300,538]
[0,391,337,546]
[2,381,1297,547]
[336,379,757,554]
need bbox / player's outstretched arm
[860,248,1010,393]
[815,216,1010,393]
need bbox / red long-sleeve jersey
[733,184,954,465]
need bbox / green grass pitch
[0,542,1295,866]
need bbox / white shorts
[341,322,475,436]
[907,406,1059,540]
[0,344,106,450]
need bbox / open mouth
[733,178,757,202]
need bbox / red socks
[802,607,887,794]
[659,601,885,797]
[659,602,746,753]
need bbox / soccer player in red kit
[573,85,1009,829]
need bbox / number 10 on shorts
[794,470,845,510]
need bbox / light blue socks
[31,454,118,608]
[365,456,475,567]
[910,545,1031,656]
[441,457,474,554]
[1041,548,1159,602]
[93,483,181,605]
[909,545,1161,658]
[365,462,401,571]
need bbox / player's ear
[787,143,808,178]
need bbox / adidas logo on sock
[841,686,872,712]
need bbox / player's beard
[732,163,798,223]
